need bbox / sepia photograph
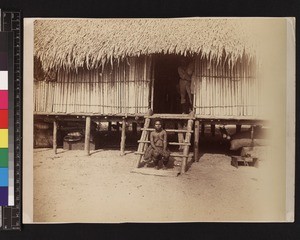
[23,18,294,223]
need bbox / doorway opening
[152,54,194,114]
[153,54,181,114]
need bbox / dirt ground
[33,147,281,223]
[34,144,284,222]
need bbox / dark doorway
[153,54,182,114]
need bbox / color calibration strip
[0,32,13,207]
[0,10,21,230]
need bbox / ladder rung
[135,151,145,155]
[169,142,191,146]
[138,140,150,143]
[146,114,195,120]
[137,140,190,146]
[170,153,189,158]
[135,151,189,158]
[141,128,193,133]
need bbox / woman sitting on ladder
[144,119,170,170]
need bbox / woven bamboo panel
[34,56,152,114]
[193,57,260,117]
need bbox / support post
[211,124,215,137]
[181,119,194,174]
[84,116,91,156]
[120,118,126,156]
[201,123,205,137]
[250,125,255,147]
[53,120,57,154]
[116,122,120,132]
[250,125,254,140]
[236,124,242,134]
[194,120,200,162]
[108,121,112,132]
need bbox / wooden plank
[84,116,91,156]
[195,114,267,121]
[170,153,189,158]
[33,112,268,125]
[137,140,190,146]
[198,119,268,126]
[53,120,57,154]
[134,152,189,158]
[131,168,180,177]
[134,152,143,155]
[147,114,194,120]
[169,142,191,146]
[194,120,200,162]
[141,128,193,133]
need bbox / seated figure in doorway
[144,120,170,170]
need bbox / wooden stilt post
[236,124,242,134]
[116,122,120,132]
[194,120,200,162]
[120,118,126,156]
[251,125,254,140]
[250,125,255,147]
[53,120,57,154]
[84,116,91,156]
[108,121,112,132]
[211,124,215,137]
[201,123,205,137]
[181,119,194,174]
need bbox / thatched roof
[34,18,257,72]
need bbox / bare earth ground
[33,148,280,222]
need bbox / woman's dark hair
[153,118,163,126]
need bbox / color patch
[0,168,8,186]
[0,52,8,70]
[0,32,9,51]
[0,129,8,148]
[0,187,8,205]
[0,71,8,90]
[0,90,8,109]
[0,149,8,168]
[0,110,8,128]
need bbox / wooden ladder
[135,115,194,174]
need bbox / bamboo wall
[34,56,152,114]
[193,57,260,117]
[34,54,261,118]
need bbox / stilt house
[33,19,266,173]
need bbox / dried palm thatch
[34,18,257,72]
